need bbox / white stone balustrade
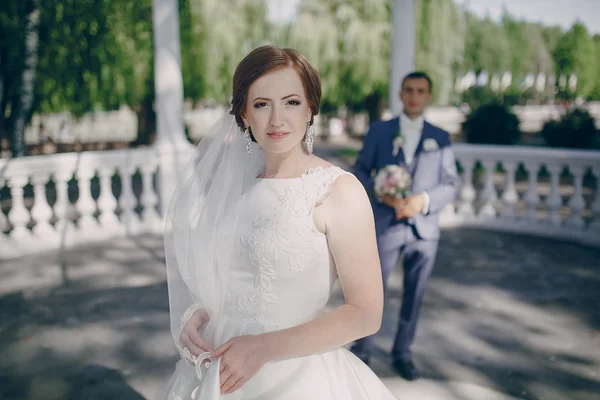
[0,148,161,259]
[1,143,599,260]
[447,144,600,246]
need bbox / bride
[164,45,398,399]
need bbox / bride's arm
[260,173,384,360]
[213,174,383,394]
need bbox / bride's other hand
[211,334,269,394]
[180,309,212,356]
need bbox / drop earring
[304,123,314,154]
[244,127,252,155]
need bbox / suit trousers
[352,222,438,362]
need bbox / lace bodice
[222,166,349,334]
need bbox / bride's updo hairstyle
[230,45,321,138]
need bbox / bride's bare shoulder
[307,156,336,170]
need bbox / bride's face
[242,67,312,154]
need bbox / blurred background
[1,0,600,155]
[1,1,599,399]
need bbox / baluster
[479,160,497,218]
[524,162,541,221]
[501,162,518,218]
[30,172,54,236]
[566,166,586,229]
[118,165,140,234]
[97,167,120,229]
[588,167,600,232]
[457,159,476,218]
[545,164,563,226]
[75,169,98,232]
[7,176,31,240]
[140,163,160,232]
[53,172,74,229]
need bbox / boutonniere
[392,131,403,157]
[423,138,439,151]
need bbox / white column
[458,159,476,218]
[152,0,193,218]
[118,165,140,235]
[545,165,563,226]
[30,172,54,236]
[479,160,498,218]
[524,162,540,221]
[75,169,98,232]
[140,163,161,232]
[7,176,31,240]
[501,163,518,218]
[97,167,120,229]
[390,0,415,115]
[566,166,586,229]
[152,0,188,150]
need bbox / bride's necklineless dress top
[167,166,398,399]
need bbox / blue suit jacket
[354,117,461,240]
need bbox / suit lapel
[409,121,433,175]
[388,117,407,166]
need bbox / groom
[351,72,461,380]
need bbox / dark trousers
[352,223,438,362]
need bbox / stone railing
[446,145,600,246]
[1,144,599,260]
[0,148,168,259]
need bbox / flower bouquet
[374,164,412,201]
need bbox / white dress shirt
[399,113,424,166]
[399,113,430,215]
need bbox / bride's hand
[211,334,269,395]
[180,309,213,356]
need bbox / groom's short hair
[402,72,432,93]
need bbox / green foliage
[463,13,511,74]
[553,23,597,99]
[462,103,521,145]
[414,0,466,105]
[3,0,600,144]
[541,108,599,149]
[35,0,155,116]
[461,86,502,110]
[187,0,270,103]
[287,0,390,110]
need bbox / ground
[1,227,599,400]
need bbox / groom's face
[400,78,432,117]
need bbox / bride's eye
[287,100,301,106]
[253,102,268,109]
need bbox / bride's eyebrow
[252,94,302,102]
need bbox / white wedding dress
[166,166,398,399]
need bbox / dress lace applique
[237,167,347,323]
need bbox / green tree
[1,0,40,156]
[462,14,510,75]
[502,13,538,84]
[553,22,596,98]
[415,0,466,105]
[592,35,600,100]
[188,0,269,103]
[288,0,390,119]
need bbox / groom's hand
[382,195,404,210]
[395,194,425,219]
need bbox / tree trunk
[10,0,40,158]
[0,51,5,145]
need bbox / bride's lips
[266,131,290,140]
